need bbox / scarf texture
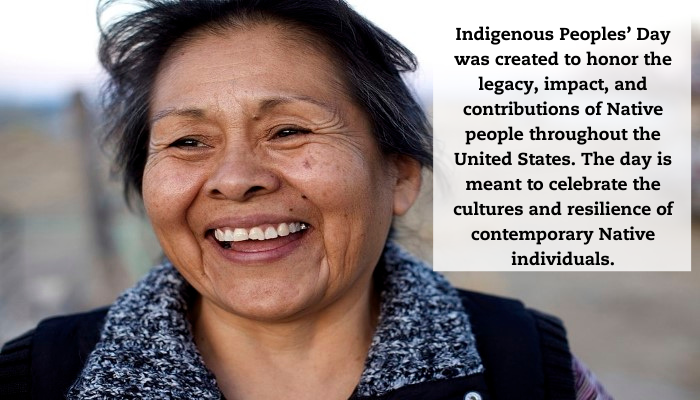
[68,241,483,399]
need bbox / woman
[0,1,610,399]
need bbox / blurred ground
[0,100,161,341]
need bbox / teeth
[223,229,235,241]
[233,228,248,242]
[214,222,308,244]
[264,227,278,239]
[215,229,225,241]
[215,228,236,241]
[277,223,289,237]
[249,227,265,240]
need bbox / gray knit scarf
[68,241,483,399]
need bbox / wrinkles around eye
[170,137,209,148]
[273,127,312,139]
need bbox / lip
[204,213,311,264]
[207,227,309,264]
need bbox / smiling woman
[144,24,416,333]
[0,1,610,399]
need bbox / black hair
[98,0,432,205]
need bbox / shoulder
[456,289,576,400]
[457,289,568,345]
[0,307,109,400]
[0,329,33,399]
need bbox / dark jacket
[0,291,574,400]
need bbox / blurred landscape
[0,19,699,400]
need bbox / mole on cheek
[301,195,308,200]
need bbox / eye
[274,127,311,138]
[170,138,206,148]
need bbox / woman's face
[143,23,420,321]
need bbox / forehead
[151,23,351,114]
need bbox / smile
[212,222,309,249]
[214,222,308,242]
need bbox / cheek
[292,149,376,205]
[142,158,205,227]
[288,146,394,234]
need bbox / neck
[191,277,379,400]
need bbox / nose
[204,144,281,202]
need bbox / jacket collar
[355,242,483,397]
[69,242,483,399]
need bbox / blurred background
[0,1,697,399]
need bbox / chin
[213,277,325,322]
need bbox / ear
[391,155,422,216]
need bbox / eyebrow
[150,108,205,125]
[149,95,338,125]
[258,95,337,114]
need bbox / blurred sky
[0,0,433,104]
[0,2,100,102]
